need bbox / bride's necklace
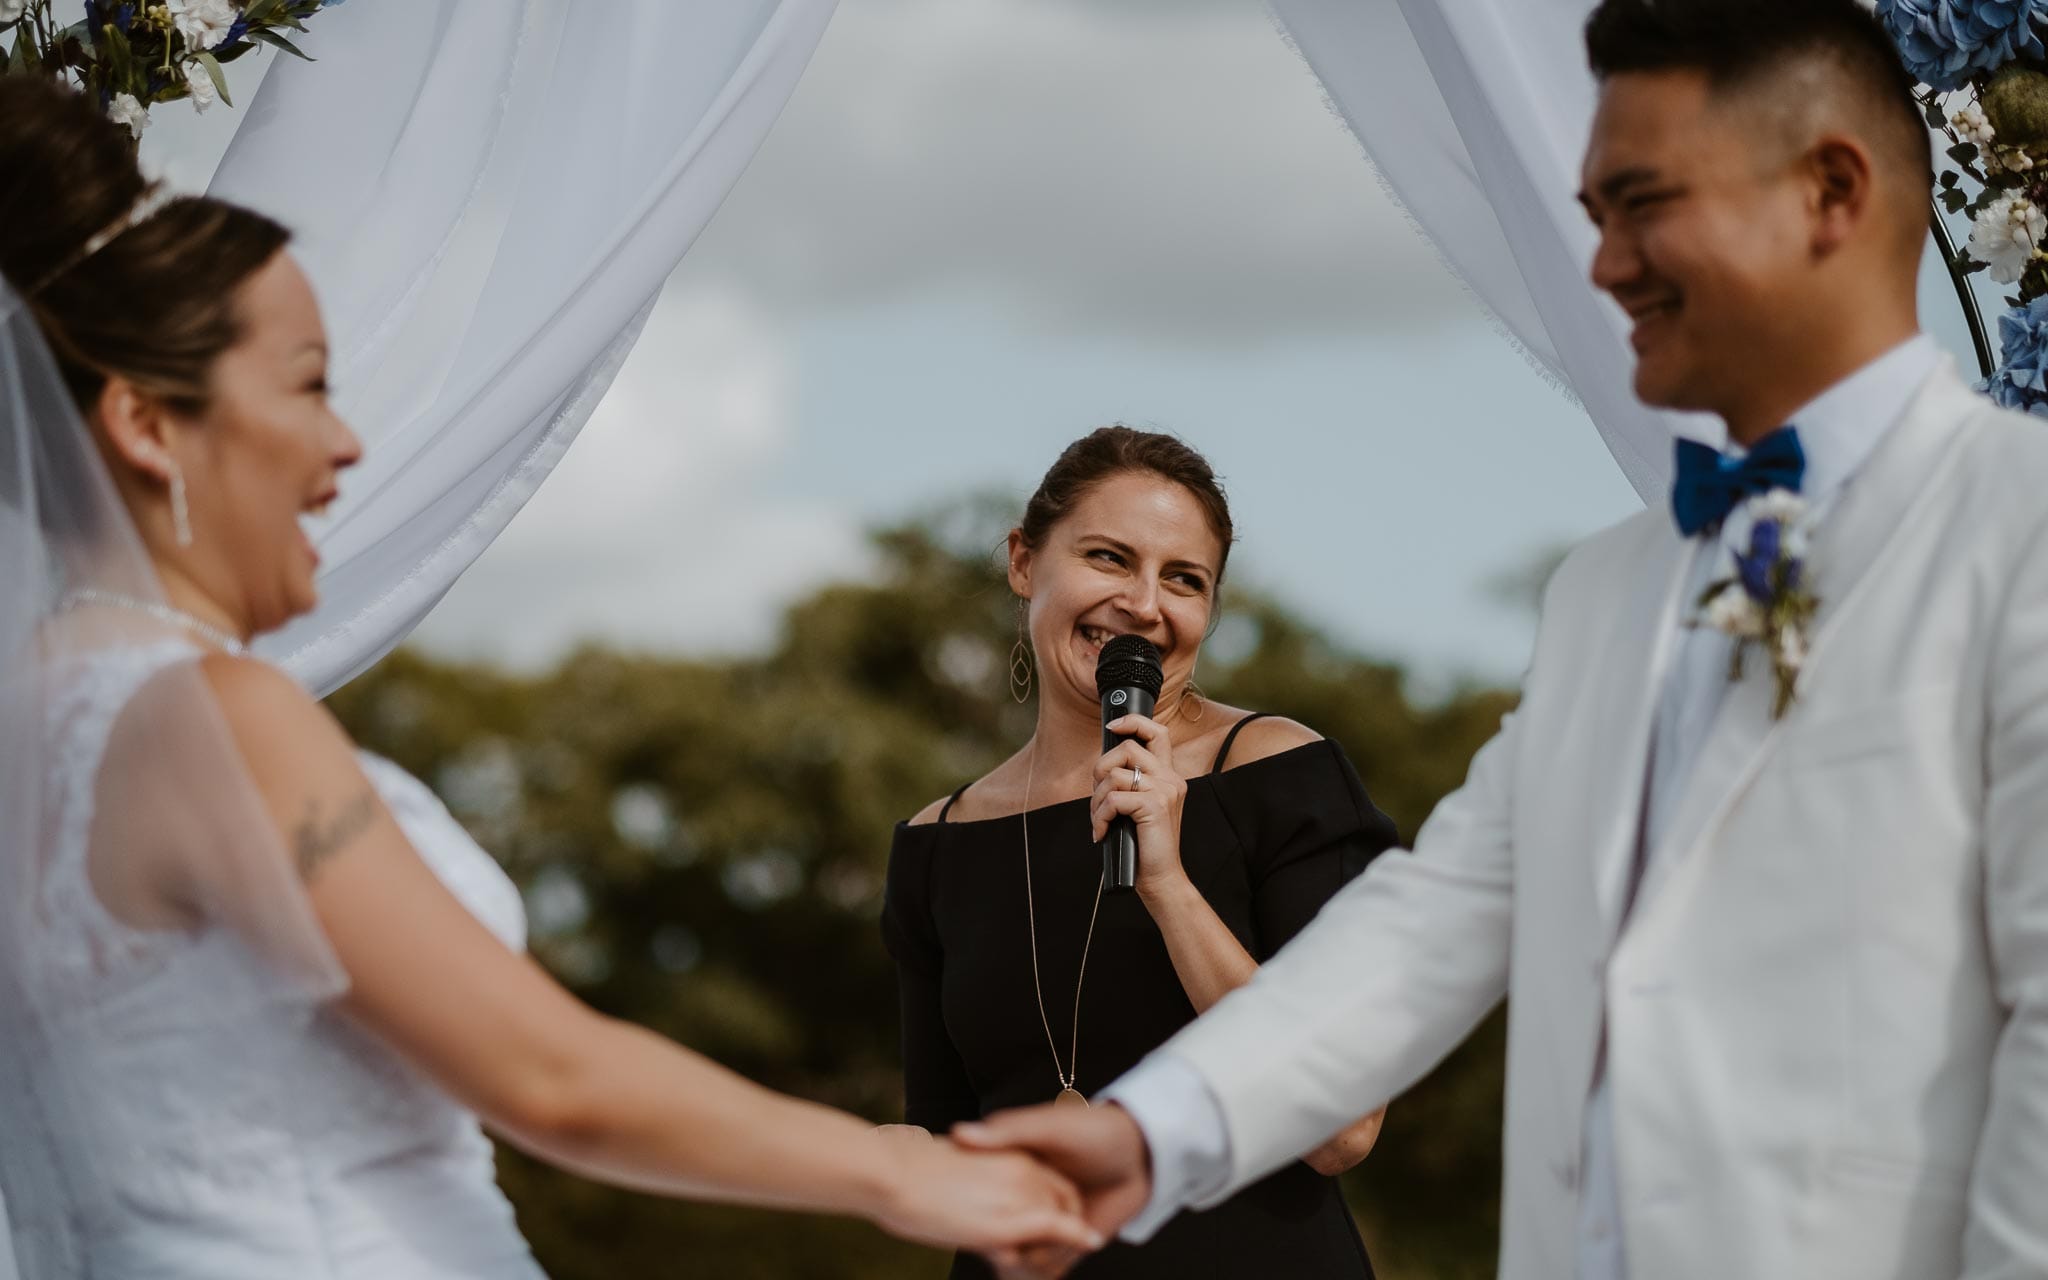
[1021,736,1105,1110]
[57,588,248,656]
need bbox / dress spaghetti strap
[936,781,972,824]
[1209,712,1273,774]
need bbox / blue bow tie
[1670,427,1805,538]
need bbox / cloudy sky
[150,0,1981,687]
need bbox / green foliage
[0,0,326,128]
[327,505,1515,1279]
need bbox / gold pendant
[1055,1087,1089,1109]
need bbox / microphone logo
[1108,689,1130,707]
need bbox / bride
[0,78,1097,1279]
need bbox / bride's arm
[204,657,1098,1259]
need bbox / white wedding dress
[0,640,549,1279]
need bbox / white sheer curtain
[207,0,837,694]
[1269,0,1719,506]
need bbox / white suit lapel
[1588,531,1700,939]
[1635,362,1974,904]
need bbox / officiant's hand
[953,1102,1152,1278]
[1092,714,1188,904]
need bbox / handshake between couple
[880,1102,1151,1280]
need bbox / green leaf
[1949,141,1980,164]
[195,49,231,106]
[1927,98,1949,128]
[248,28,312,60]
[1940,169,1960,188]
[98,22,135,94]
[242,0,287,23]
[1943,189,1970,215]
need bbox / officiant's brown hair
[0,77,290,417]
[1018,426,1237,579]
[1584,0,1933,181]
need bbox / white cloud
[408,289,871,668]
[681,0,1467,343]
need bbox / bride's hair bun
[0,77,291,415]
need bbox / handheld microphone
[1095,634,1163,893]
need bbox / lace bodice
[0,643,546,1279]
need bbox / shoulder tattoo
[293,789,378,883]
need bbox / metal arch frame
[1932,200,1997,378]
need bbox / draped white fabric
[207,0,837,694]
[1268,0,1719,506]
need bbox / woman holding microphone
[884,427,1400,1278]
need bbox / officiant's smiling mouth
[1077,623,1154,665]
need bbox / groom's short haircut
[1584,0,1932,183]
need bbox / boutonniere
[1692,490,1818,720]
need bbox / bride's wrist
[850,1126,919,1226]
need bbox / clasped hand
[947,1100,1155,1279]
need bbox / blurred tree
[326,503,1516,1280]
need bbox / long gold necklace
[1021,736,1105,1109]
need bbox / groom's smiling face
[1579,69,1815,418]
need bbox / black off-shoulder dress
[882,716,1400,1279]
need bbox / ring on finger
[1130,766,1144,790]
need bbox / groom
[960,1,2048,1276]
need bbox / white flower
[183,59,217,112]
[1778,622,1808,674]
[1952,101,1997,148]
[0,0,28,25]
[167,0,238,51]
[1968,192,2047,285]
[1702,584,1766,640]
[106,93,150,139]
[1740,488,1808,528]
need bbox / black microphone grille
[1095,635,1164,697]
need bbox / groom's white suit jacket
[1141,361,2048,1278]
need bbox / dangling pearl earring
[1009,599,1034,704]
[166,457,193,549]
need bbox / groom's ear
[1804,132,1874,261]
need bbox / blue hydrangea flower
[1879,0,2048,91]
[1983,296,2048,416]
[1736,516,1802,602]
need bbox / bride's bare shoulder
[197,653,357,777]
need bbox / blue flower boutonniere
[1692,490,1819,720]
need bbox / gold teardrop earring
[1009,599,1035,704]
[1177,678,1207,723]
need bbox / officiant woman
[883,427,1398,1278]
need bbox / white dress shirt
[1101,333,1943,1266]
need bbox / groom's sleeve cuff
[1096,1053,1232,1243]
